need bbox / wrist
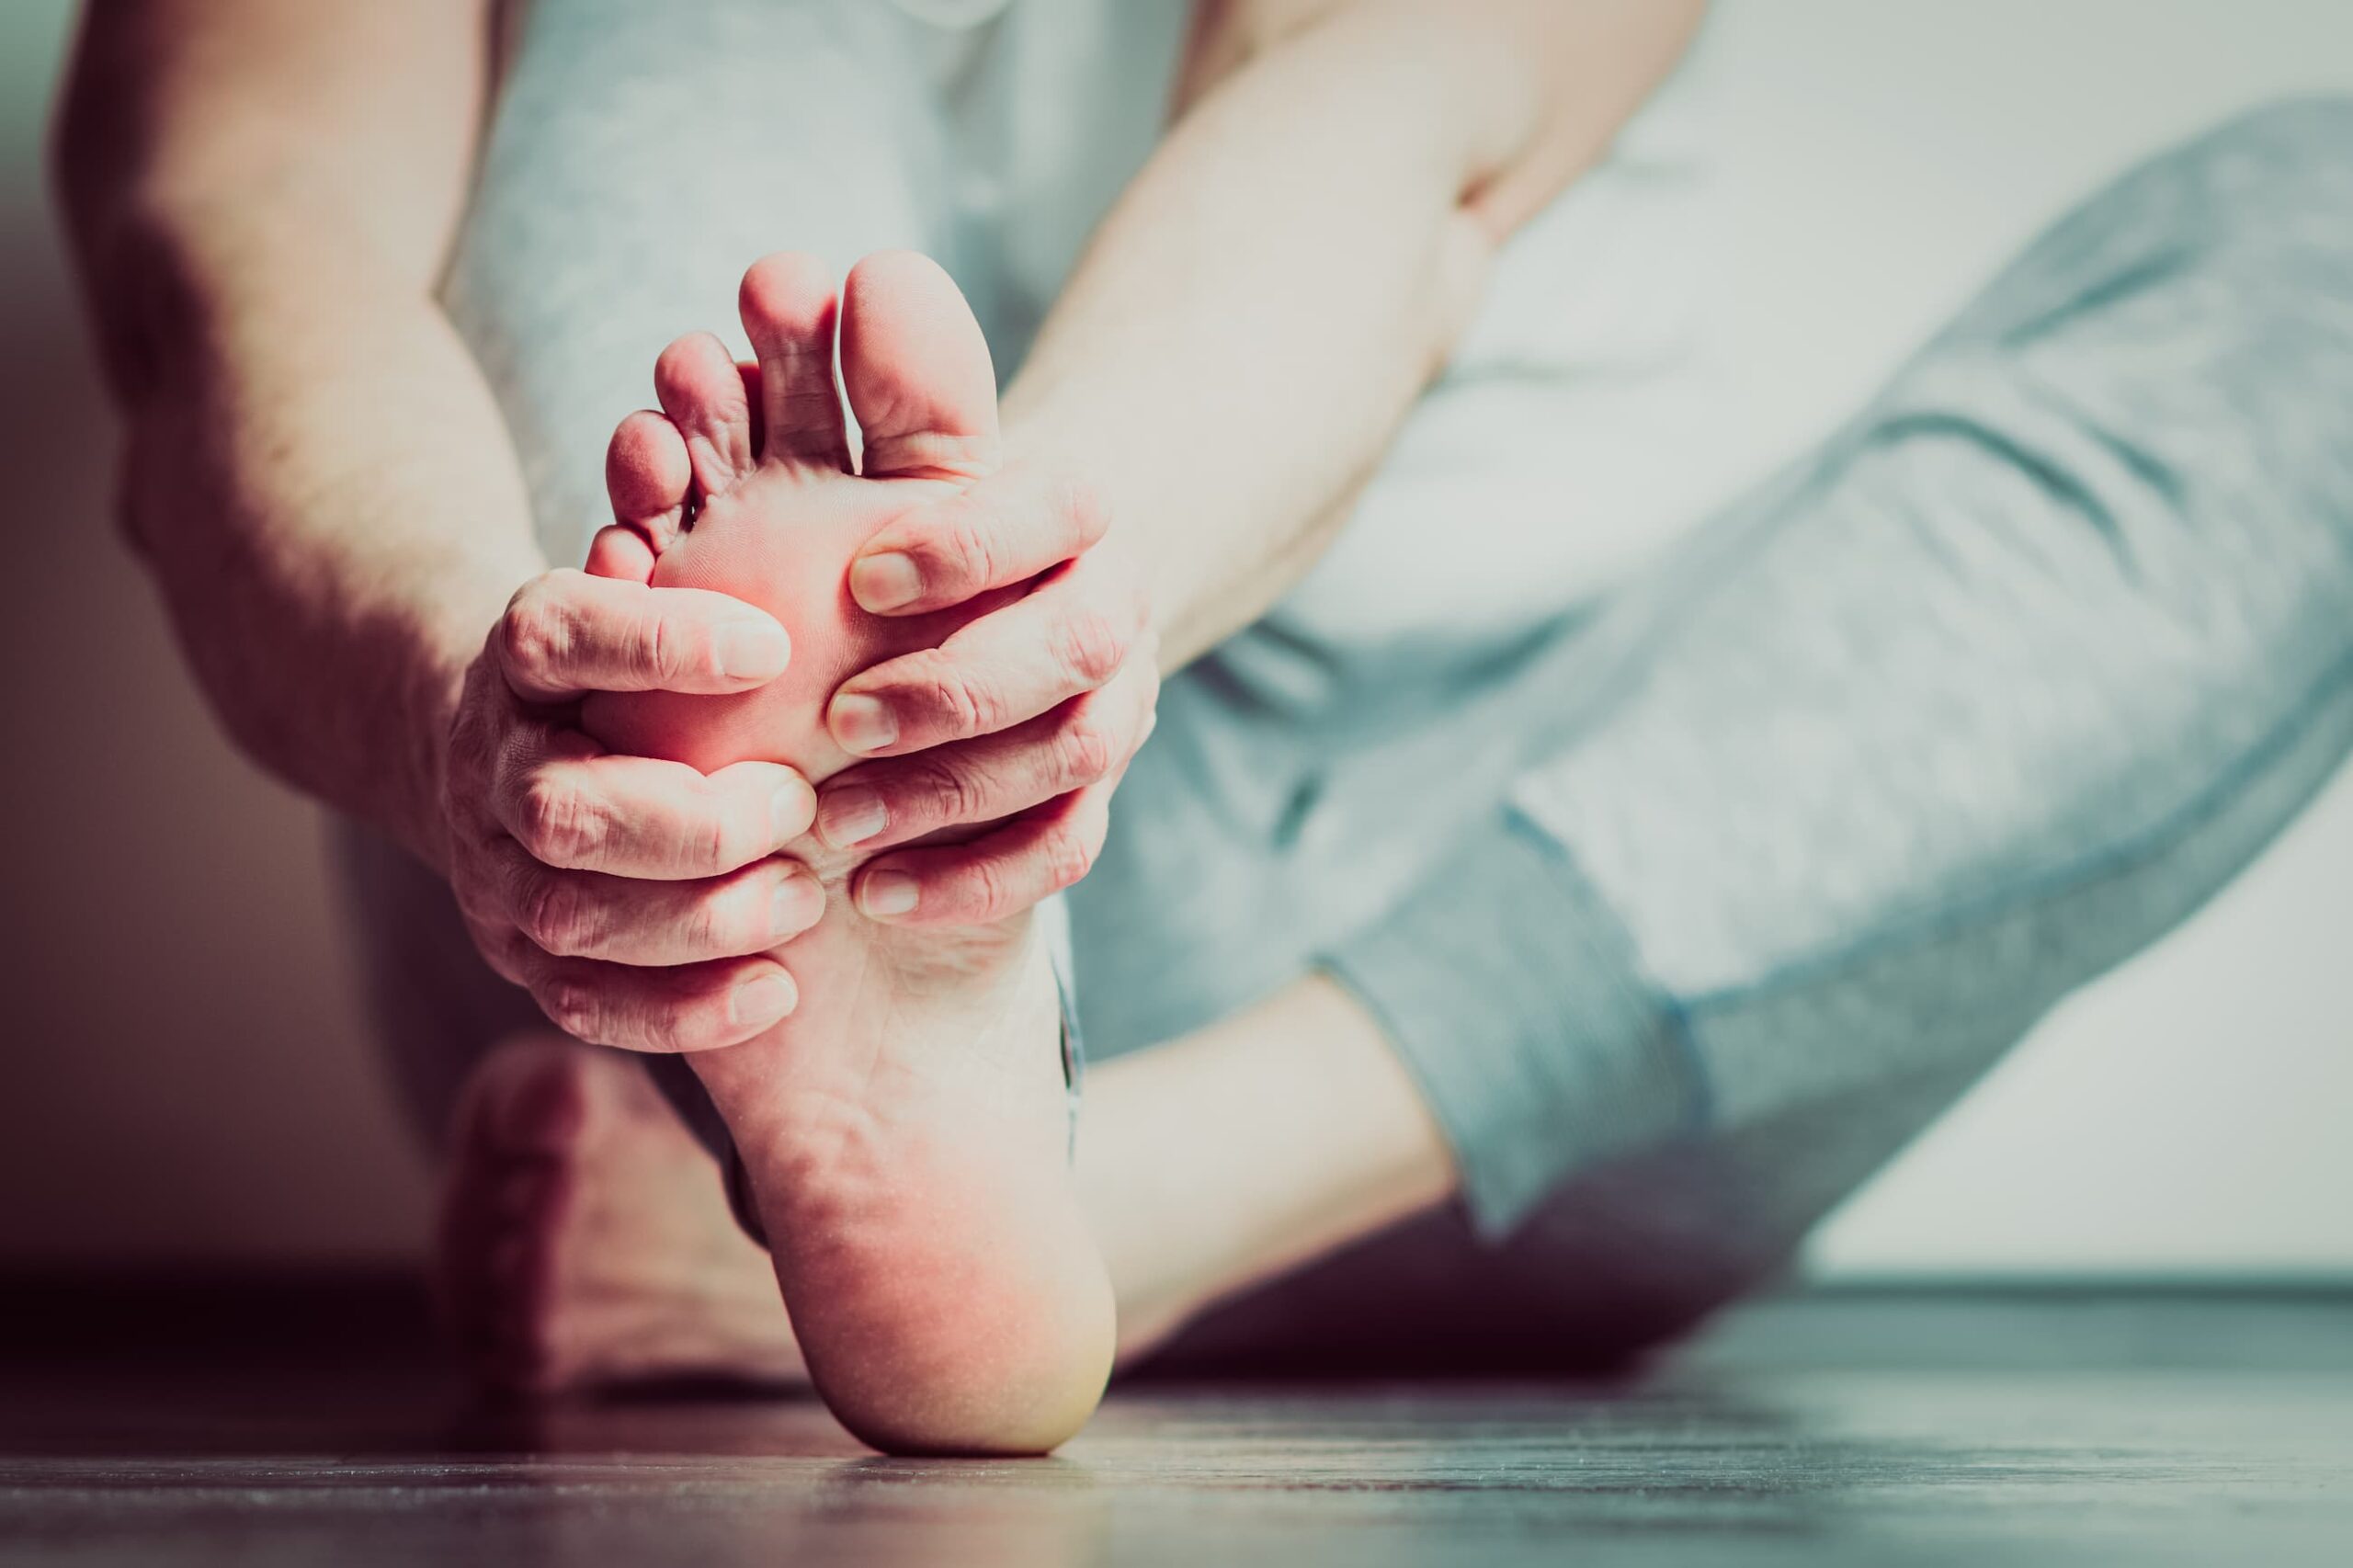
[997,394,1181,652]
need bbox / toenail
[859,869,919,918]
[730,971,795,1029]
[849,551,924,612]
[830,694,899,754]
[716,619,790,681]
[816,785,888,849]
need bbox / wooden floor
[2,1278,2348,1565]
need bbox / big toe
[838,249,1000,482]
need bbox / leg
[590,252,1113,1456]
[335,827,805,1394]
[443,0,957,540]
[1077,97,2353,1364]
[346,0,954,1397]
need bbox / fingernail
[816,785,888,849]
[859,869,919,918]
[772,779,813,843]
[717,619,790,681]
[730,971,795,1028]
[829,693,899,754]
[769,874,815,938]
[850,551,923,612]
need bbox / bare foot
[581,251,1114,1456]
[436,1032,808,1397]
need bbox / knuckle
[541,975,603,1043]
[637,605,707,686]
[516,777,608,867]
[517,873,593,957]
[920,658,996,737]
[904,756,983,829]
[961,858,1016,922]
[1054,607,1129,687]
[683,797,737,873]
[638,608,677,681]
[936,510,999,590]
[1055,715,1117,784]
[1040,825,1097,892]
[646,980,722,1052]
[679,883,752,957]
[498,583,569,680]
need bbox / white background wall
[0,0,2346,1276]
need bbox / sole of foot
[582,250,1114,1456]
[436,1033,809,1398]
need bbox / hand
[438,567,827,1052]
[814,461,1161,925]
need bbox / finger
[497,569,790,702]
[491,843,825,966]
[827,552,1148,756]
[851,784,1111,926]
[848,461,1108,615]
[814,663,1154,852]
[502,941,801,1055]
[492,730,817,879]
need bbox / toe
[603,408,693,556]
[584,526,655,582]
[839,249,1001,482]
[654,330,757,497]
[492,1053,591,1155]
[737,251,851,472]
[588,410,691,578]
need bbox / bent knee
[2156,94,2353,256]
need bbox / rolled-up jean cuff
[639,950,1087,1249]
[1322,805,1706,1241]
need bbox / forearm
[55,0,527,865]
[1002,0,1702,666]
[106,224,540,864]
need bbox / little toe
[654,330,757,496]
[737,251,851,471]
[839,249,1001,482]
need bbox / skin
[54,0,1704,1439]
[589,249,1124,1453]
